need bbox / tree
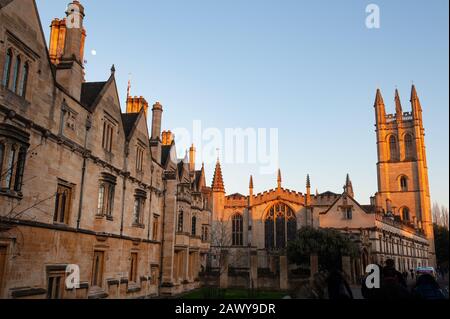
[433,224,449,268]
[287,227,359,271]
[432,203,449,230]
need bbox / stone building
[208,87,435,289]
[0,0,210,299]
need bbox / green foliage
[287,227,359,271]
[434,224,449,268]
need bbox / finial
[306,174,311,189]
[111,64,115,74]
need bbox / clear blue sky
[36,0,449,208]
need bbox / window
[47,270,64,299]
[152,215,159,241]
[232,214,244,246]
[133,191,146,225]
[191,216,197,236]
[2,49,12,87]
[404,134,414,160]
[129,253,138,283]
[13,147,26,192]
[177,210,184,233]
[136,146,144,172]
[402,207,411,222]
[389,135,399,161]
[54,182,73,224]
[91,251,104,288]
[0,125,30,193]
[400,176,408,192]
[11,55,20,93]
[265,203,297,249]
[345,207,353,220]
[201,226,209,242]
[18,62,29,97]
[97,174,116,218]
[102,120,115,153]
[4,146,16,189]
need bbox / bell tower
[374,85,435,265]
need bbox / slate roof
[161,145,172,167]
[80,82,107,110]
[121,113,140,140]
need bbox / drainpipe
[158,179,167,296]
[120,142,129,236]
[77,115,91,230]
[147,163,154,298]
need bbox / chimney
[189,144,196,172]
[151,102,163,140]
[51,1,86,100]
[161,130,174,146]
[127,96,149,115]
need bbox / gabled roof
[80,81,108,110]
[161,145,172,168]
[227,193,246,199]
[317,191,339,197]
[121,112,140,140]
[320,193,374,215]
[0,0,14,9]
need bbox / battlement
[385,112,414,124]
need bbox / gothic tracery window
[264,203,297,249]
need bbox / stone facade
[208,90,435,288]
[0,0,210,299]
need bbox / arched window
[11,55,21,93]
[177,210,184,233]
[402,207,411,222]
[2,49,12,87]
[18,62,29,97]
[264,203,297,249]
[389,135,399,161]
[232,214,244,246]
[400,176,408,192]
[404,134,414,160]
[191,216,197,236]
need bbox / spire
[344,174,354,198]
[127,73,131,100]
[374,88,386,125]
[306,174,311,205]
[212,159,225,193]
[277,169,282,189]
[395,89,403,120]
[249,175,254,190]
[411,84,423,119]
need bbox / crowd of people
[321,259,448,300]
